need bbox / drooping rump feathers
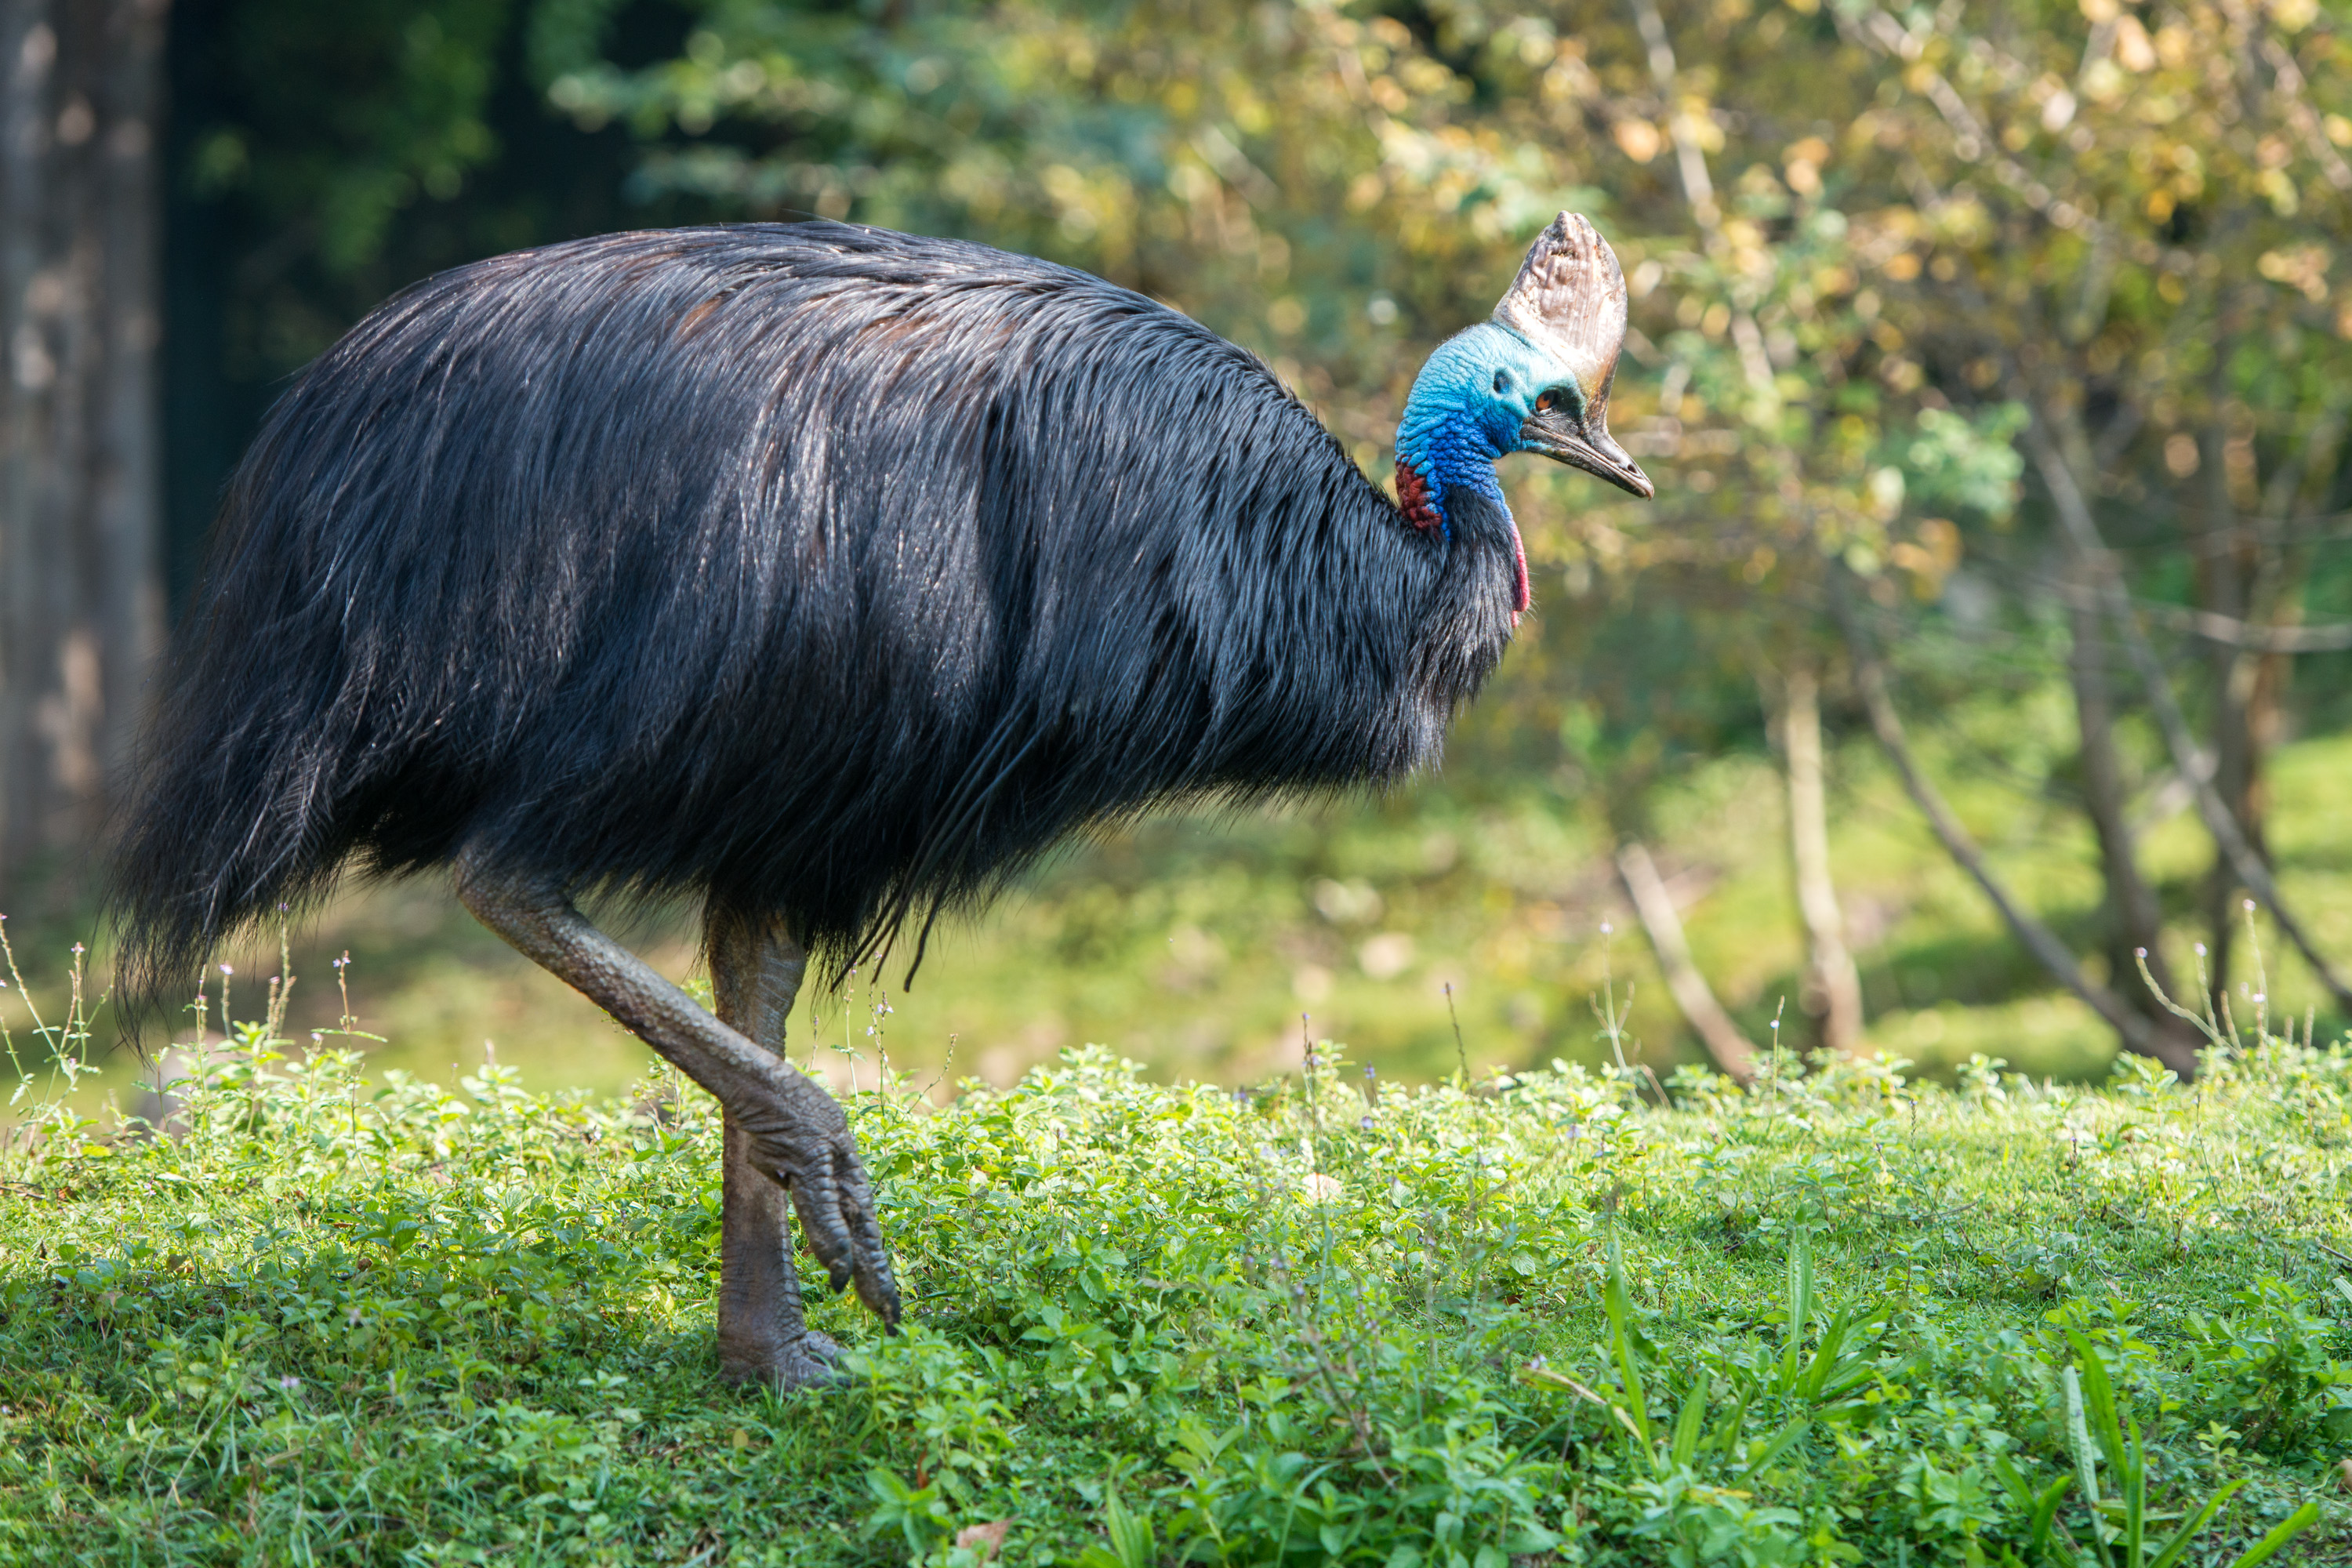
[113,222,1527,1000]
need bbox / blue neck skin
[1393,322,1566,540]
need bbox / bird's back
[112,223,1481,997]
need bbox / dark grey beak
[1523,403,1653,499]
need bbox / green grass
[3,978,2349,1564]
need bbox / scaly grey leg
[452,852,900,1372]
[707,904,846,1387]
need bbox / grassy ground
[2,981,2348,1565]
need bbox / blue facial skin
[1393,322,1586,541]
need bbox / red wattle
[1396,460,1526,622]
[1394,462,1443,535]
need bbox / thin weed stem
[2242,899,2270,1046]
[2190,942,2230,1047]
[262,919,295,1049]
[841,965,858,1096]
[1443,985,1468,1086]
[0,930,106,1162]
[1298,1015,1342,1309]
[916,1033,957,1105]
[0,915,56,1052]
[1232,1106,1391,1484]
[1590,923,1640,1092]
[2133,949,2230,1054]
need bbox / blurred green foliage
[158,0,2352,1079]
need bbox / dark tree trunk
[2064,556,2189,1032]
[0,0,165,899]
[1835,570,2203,1079]
[2194,425,2262,1017]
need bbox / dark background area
[160,0,691,604]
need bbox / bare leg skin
[706,905,844,1387]
[452,851,900,1381]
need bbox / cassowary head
[1393,215,1652,593]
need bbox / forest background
[4,0,2351,1101]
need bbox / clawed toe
[720,1330,847,1391]
[782,1138,903,1329]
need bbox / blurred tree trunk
[2063,555,2187,1032]
[0,0,165,898]
[2195,416,2258,1012]
[2190,390,2345,1019]
[1770,664,1864,1057]
[1835,572,2203,1079]
[2025,424,2352,1021]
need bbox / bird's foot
[736,1102,902,1328]
[719,1327,845,1391]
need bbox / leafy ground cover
[2,955,2350,1566]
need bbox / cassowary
[112,213,1649,1386]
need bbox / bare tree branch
[1831,576,2201,1077]
[2046,575,2352,652]
[2133,601,2352,654]
[1628,0,1780,403]
[2024,429,2352,1014]
[2259,34,2352,193]
[1615,840,1758,1083]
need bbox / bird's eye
[1493,371,1510,394]
[1536,390,1556,413]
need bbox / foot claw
[740,1088,902,1330]
[720,1329,845,1391]
[773,1134,901,1327]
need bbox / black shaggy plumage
[113,222,1523,1000]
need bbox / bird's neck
[1393,404,1506,543]
[1394,327,1531,542]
